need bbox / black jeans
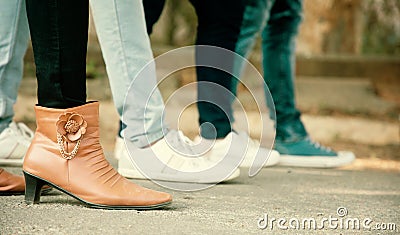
[143,0,245,139]
[26,0,88,108]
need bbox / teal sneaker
[275,137,355,168]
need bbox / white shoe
[194,131,280,168]
[113,135,124,160]
[0,122,34,166]
[279,151,356,168]
[275,138,355,168]
[117,130,240,184]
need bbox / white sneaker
[113,135,124,160]
[117,130,240,184]
[275,138,356,168]
[194,131,280,168]
[0,122,34,166]
[279,151,356,168]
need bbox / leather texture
[0,168,25,193]
[23,102,172,207]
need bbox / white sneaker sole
[278,151,355,168]
[118,166,240,184]
[239,150,280,168]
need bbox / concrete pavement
[1,159,399,234]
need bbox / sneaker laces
[166,130,196,157]
[306,138,333,153]
[164,130,206,169]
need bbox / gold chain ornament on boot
[56,112,87,160]
[23,102,172,209]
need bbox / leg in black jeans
[189,0,245,139]
[26,0,88,108]
[143,0,245,139]
[143,0,166,34]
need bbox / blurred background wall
[95,0,398,105]
[101,0,397,104]
[130,0,400,55]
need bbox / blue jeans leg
[90,0,167,147]
[0,0,29,132]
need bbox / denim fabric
[1,0,166,147]
[190,0,245,139]
[143,0,245,139]
[234,0,308,142]
[26,0,88,108]
[0,0,29,132]
[90,0,167,147]
[143,0,165,34]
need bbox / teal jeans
[233,0,308,142]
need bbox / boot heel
[23,172,45,204]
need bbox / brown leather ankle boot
[23,102,172,209]
[0,168,25,195]
[0,168,51,195]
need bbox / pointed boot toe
[23,102,172,209]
